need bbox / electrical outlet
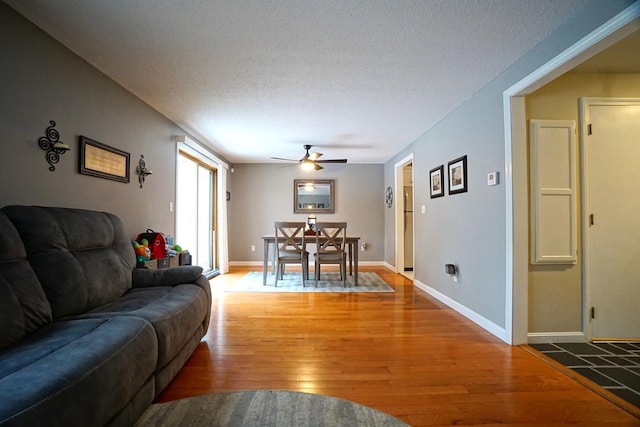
[360,242,366,251]
[251,245,255,252]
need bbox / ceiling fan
[271,144,348,170]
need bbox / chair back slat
[275,221,306,255]
[315,222,346,254]
[313,222,347,286]
[273,221,309,286]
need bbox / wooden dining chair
[313,222,347,287]
[274,221,309,286]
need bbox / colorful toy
[165,243,183,257]
[135,230,167,259]
[132,239,151,262]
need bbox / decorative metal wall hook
[136,155,152,188]
[38,120,69,171]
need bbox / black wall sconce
[38,120,69,171]
[136,155,152,188]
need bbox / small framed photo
[429,165,444,198]
[448,155,467,195]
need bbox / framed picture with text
[79,136,130,183]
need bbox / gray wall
[386,90,506,327]
[384,0,635,330]
[228,163,384,263]
[0,4,227,238]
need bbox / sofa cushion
[132,266,212,334]
[0,317,157,427]
[0,212,52,349]
[77,284,208,369]
[2,206,136,319]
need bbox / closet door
[584,100,640,339]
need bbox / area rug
[135,390,409,426]
[226,271,394,293]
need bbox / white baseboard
[229,261,263,267]
[414,278,508,343]
[355,261,386,267]
[527,332,586,344]
[383,262,396,272]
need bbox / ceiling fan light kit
[300,159,317,171]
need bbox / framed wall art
[448,155,467,195]
[429,165,444,198]
[293,179,335,213]
[79,136,130,183]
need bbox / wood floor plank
[157,266,640,426]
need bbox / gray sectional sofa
[0,206,212,427]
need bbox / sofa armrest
[132,265,212,335]
[132,265,204,288]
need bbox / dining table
[261,234,360,286]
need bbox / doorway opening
[504,4,640,344]
[394,154,414,280]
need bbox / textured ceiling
[5,0,595,164]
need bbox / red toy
[135,229,167,259]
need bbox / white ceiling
[5,0,597,164]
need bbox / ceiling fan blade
[316,159,347,163]
[270,157,298,162]
[309,152,322,161]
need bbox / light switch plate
[487,172,498,186]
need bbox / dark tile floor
[530,342,640,408]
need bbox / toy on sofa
[135,229,167,259]
[132,239,151,262]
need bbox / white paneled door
[584,99,640,340]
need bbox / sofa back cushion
[0,212,52,349]
[2,206,136,319]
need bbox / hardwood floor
[157,266,640,426]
